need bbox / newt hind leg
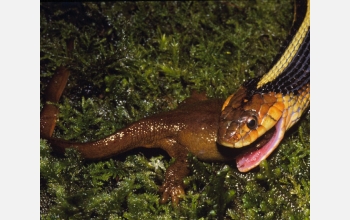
[41,39,73,139]
[40,66,70,139]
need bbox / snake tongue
[236,117,286,172]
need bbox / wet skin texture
[40,67,238,205]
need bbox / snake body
[217,0,310,172]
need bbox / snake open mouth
[236,117,285,172]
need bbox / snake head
[217,87,286,172]
[218,87,260,148]
[218,107,260,148]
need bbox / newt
[41,67,239,204]
[41,69,239,204]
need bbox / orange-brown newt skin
[40,67,237,205]
[40,66,70,139]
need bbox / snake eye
[247,116,258,130]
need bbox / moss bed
[40,1,309,219]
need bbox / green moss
[41,1,309,219]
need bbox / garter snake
[217,0,310,172]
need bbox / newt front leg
[156,139,190,204]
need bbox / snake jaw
[236,116,286,172]
[217,128,242,148]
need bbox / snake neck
[244,0,310,97]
